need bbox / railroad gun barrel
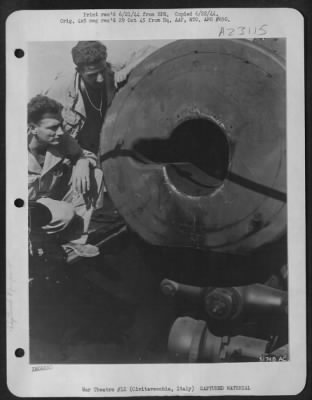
[100,39,286,254]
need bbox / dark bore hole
[15,348,25,358]
[14,49,25,58]
[14,198,24,208]
[133,118,229,196]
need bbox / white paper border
[6,8,306,397]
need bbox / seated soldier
[28,95,102,257]
[45,41,157,212]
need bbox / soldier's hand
[114,67,130,87]
[73,158,90,195]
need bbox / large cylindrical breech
[100,39,286,254]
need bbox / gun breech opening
[133,118,230,196]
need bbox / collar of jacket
[68,67,116,119]
[28,145,66,178]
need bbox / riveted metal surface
[100,39,286,253]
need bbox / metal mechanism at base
[168,317,270,362]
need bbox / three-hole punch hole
[14,198,24,208]
[15,348,25,358]
[13,46,28,364]
[14,49,24,58]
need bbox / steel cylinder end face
[102,39,286,253]
[133,117,230,198]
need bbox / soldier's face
[31,113,64,146]
[79,60,107,89]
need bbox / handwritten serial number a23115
[219,24,268,37]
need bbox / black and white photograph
[6,8,306,397]
[27,37,288,365]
